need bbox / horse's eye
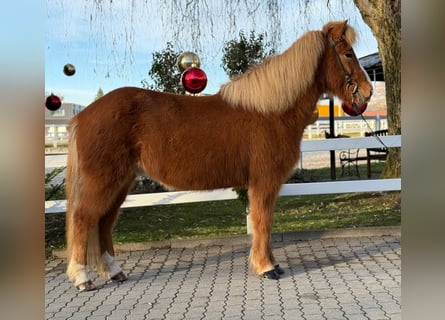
[345,52,353,59]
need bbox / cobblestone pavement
[45,234,400,320]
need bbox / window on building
[51,108,65,117]
[72,104,84,115]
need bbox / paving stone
[346,314,372,320]
[341,303,363,315]
[81,316,105,320]
[162,312,186,320]
[323,309,346,319]
[301,302,323,315]
[128,307,151,316]
[363,307,389,319]
[223,306,245,317]
[304,314,326,320]
[380,307,401,317]
[386,313,401,320]
[105,310,130,320]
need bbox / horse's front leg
[248,187,283,279]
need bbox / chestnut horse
[66,20,372,291]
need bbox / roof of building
[359,52,384,81]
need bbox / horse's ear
[323,20,349,43]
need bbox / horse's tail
[65,118,80,278]
[65,118,104,278]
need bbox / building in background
[45,102,85,146]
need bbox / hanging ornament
[45,94,62,111]
[63,63,76,76]
[341,101,367,116]
[181,67,207,94]
[177,52,200,73]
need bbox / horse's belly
[140,148,247,191]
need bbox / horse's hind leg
[248,186,281,279]
[67,171,134,291]
[98,178,135,283]
[66,198,101,291]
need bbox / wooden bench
[339,129,389,178]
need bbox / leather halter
[329,38,387,148]
[328,38,366,113]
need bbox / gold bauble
[63,63,76,76]
[177,52,200,72]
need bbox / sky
[45,0,378,106]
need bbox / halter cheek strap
[328,37,362,114]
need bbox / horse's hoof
[76,280,96,292]
[262,269,280,280]
[110,271,127,282]
[274,264,285,275]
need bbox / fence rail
[304,115,387,138]
[45,135,401,214]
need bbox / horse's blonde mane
[219,30,325,114]
[219,24,356,114]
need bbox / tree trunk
[353,0,401,178]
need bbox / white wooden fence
[304,115,388,138]
[45,135,401,214]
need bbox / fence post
[297,152,303,170]
[246,211,252,234]
[376,114,381,131]
[53,125,58,148]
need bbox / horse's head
[322,20,373,116]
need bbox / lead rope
[359,113,388,148]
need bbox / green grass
[113,191,400,244]
[273,192,400,232]
[115,200,247,243]
[45,142,68,148]
[45,191,400,252]
[45,162,400,254]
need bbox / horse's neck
[283,82,324,127]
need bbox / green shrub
[45,167,66,200]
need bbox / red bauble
[45,94,62,111]
[181,67,207,94]
[341,101,367,116]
